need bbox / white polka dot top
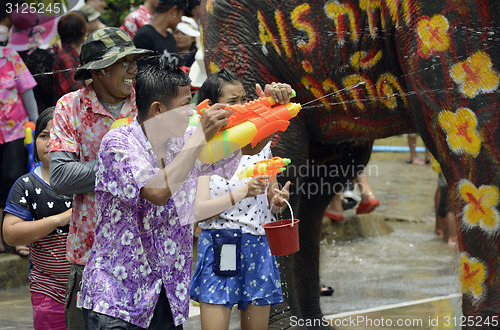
[198,142,276,235]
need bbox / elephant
[200,0,500,328]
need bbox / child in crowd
[80,56,241,329]
[173,16,199,70]
[190,69,292,330]
[3,107,72,330]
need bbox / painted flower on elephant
[450,51,500,98]
[416,15,450,58]
[459,179,500,233]
[437,108,481,157]
[459,253,487,302]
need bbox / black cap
[158,0,192,16]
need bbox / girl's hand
[246,176,269,198]
[271,181,291,209]
[58,208,72,227]
[256,82,293,104]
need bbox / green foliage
[101,0,141,27]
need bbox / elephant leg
[292,174,335,325]
[270,119,310,328]
[272,132,373,328]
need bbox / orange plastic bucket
[263,218,300,256]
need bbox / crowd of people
[0,0,456,329]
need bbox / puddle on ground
[319,221,460,315]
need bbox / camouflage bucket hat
[74,27,153,81]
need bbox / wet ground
[0,136,462,329]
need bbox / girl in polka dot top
[191,69,292,330]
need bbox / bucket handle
[281,199,295,227]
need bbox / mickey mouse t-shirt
[4,167,72,304]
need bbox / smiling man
[48,27,152,329]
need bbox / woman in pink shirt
[0,10,38,255]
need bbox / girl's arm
[194,175,269,222]
[2,209,72,246]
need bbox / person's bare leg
[199,301,231,330]
[445,211,458,248]
[434,185,444,237]
[424,148,432,164]
[407,134,424,164]
[355,172,380,214]
[240,304,270,330]
[325,194,343,220]
[354,172,376,203]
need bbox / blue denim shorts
[190,229,283,310]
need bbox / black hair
[33,107,55,163]
[135,55,191,121]
[58,12,87,45]
[196,69,242,105]
[155,4,174,14]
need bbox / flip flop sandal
[356,199,380,215]
[324,210,344,221]
[406,159,426,165]
[320,285,334,296]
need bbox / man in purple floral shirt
[80,56,241,328]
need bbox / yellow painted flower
[417,15,450,57]
[438,108,481,157]
[450,51,500,98]
[459,253,487,301]
[459,179,500,232]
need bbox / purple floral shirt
[81,119,239,327]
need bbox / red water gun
[236,157,291,182]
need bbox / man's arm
[20,89,38,122]
[49,151,96,195]
[139,104,231,206]
[139,125,206,205]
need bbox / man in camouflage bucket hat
[48,27,151,329]
[74,27,151,80]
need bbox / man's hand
[199,103,232,141]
